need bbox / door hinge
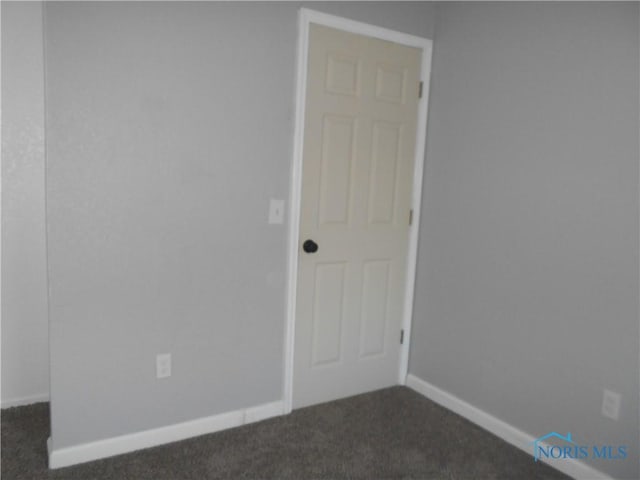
[409,209,414,226]
[418,81,424,99]
[400,329,405,345]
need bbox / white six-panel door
[293,23,422,408]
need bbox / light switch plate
[269,199,285,224]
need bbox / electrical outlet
[156,353,171,379]
[268,199,285,224]
[602,389,621,420]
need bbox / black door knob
[303,239,318,253]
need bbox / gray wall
[409,3,639,479]
[44,1,435,449]
[1,1,50,407]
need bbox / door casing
[284,8,433,414]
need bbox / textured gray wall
[44,1,435,449]
[1,1,50,407]
[409,3,639,479]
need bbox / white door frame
[283,8,433,414]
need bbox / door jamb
[283,8,433,414]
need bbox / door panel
[359,260,391,358]
[318,115,356,225]
[375,64,407,103]
[369,122,402,224]
[294,23,422,409]
[311,262,346,366]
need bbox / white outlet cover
[602,389,621,420]
[269,199,285,224]
[156,353,171,379]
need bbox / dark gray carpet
[2,386,570,479]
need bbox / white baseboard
[48,399,285,469]
[405,374,612,480]
[243,400,283,424]
[1,392,49,409]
